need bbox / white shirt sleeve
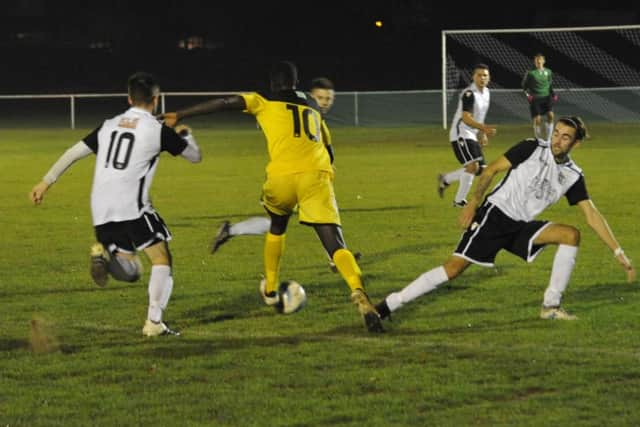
[180,134,202,163]
[43,141,93,185]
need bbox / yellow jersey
[241,91,332,176]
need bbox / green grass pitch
[1,123,639,426]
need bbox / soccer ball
[276,280,307,314]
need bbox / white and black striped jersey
[82,107,188,226]
[487,139,589,222]
[449,83,490,142]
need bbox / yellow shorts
[261,171,341,225]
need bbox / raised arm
[577,199,635,283]
[458,154,512,228]
[161,95,247,127]
[30,141,93,204]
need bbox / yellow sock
[264,233,285,294]
[332,248,363,292]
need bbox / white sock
[148,265,171,323]
[443,168,464,185]
[545,120,554,142]
[386,266,449,312]
[543,245,578,307]
[229,217,271,236]
[159,275,174,311]
[533,123,542,139]
[454,172,474,203]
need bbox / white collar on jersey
[128,107,154,116]
[471,82,487,94]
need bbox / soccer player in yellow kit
[161,62,383,332]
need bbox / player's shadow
[178,205,421,221]
[181,292,277,325]
[564,281,637,305]
[0,338,29,351]
[340,205,421,213]
[0,282,136,298]
[179,212,267,221]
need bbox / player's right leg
[211,216,272,254]
[142,240,180,336]
[375,256,469,319]
[261,211,290,306]
[376,202,500,320]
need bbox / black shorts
[451,138,486,167]
[94,211,172,254]
[453,203,550,267]
[529,96,553,118]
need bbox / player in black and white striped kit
[30,72,201,336]
[377,117,635,321]
[438,64,497,207]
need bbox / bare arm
[458,155,512,228]
[462,111,496,137]
[577,199,635,283]
[30,141,93,205]
[160,95,247,127]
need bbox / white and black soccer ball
[276,280,307,314]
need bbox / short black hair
[558,116,589,141]
[270,61,298,89]
[127,72,159,104]
[473,63,490,72]
[534,53,545,59]
[310,77,334,91]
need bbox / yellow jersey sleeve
[241,92,266,115]
[321,119,332,147]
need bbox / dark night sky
[0,1,638,93]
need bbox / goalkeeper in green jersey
[522,53,558,141]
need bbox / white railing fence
[1,88,639,129]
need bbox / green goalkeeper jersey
[521,67,553,97]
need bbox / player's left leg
[141,241,180,336]
[446,139,483,207]
[92,224,142,286]
[544,110,555,142]
[313,224,383,333]
[297,170,382,332]
[454,160,480,207]
[531,223,581,320]
[532,115,543,140]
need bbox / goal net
[442,25,640,128]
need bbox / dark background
[1,1,638,93]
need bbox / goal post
[442,24,640,129]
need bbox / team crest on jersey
[118,118,139,129]
[465,91,472,98]
[558,171,566,184]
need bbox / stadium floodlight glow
[441,24,640,129]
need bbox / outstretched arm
[161,95,247,127]
[458,155,511,228]
[577,199,635,283]
[30,141,93,204]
